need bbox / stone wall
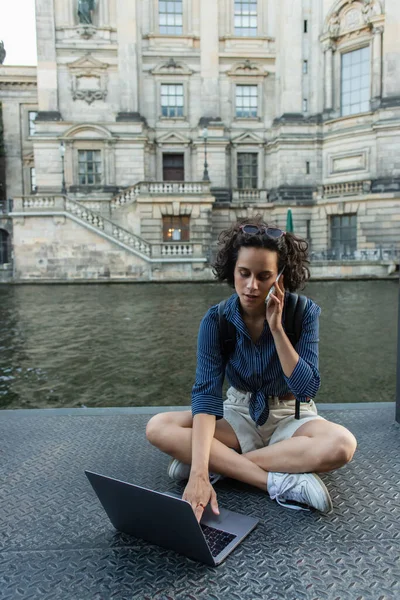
[12,216,151,281]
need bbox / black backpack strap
[218,300,236,363]
[283,292,308,420]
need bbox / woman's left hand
[266,275,285,333]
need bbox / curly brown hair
[212,215,310,292]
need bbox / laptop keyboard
[200,524,236,557]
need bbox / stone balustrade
[65,199,106,231]
[321,181,371,198]
[111,181,211,211]
[110,184,140,211]
[14,196,65,211]
[232,189,268,202]
[160,243,193,256]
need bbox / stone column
[382,0,400,103]
[116,0,140,120]
[35,0,60,119]
[371,26,383,107]
[276,0,303,117]
[324,42,334,112]
[200,0,220,119]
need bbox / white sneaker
[267,472,333,514]
[167,458,223,485]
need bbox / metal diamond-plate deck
[0,406,399,600]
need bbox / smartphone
[265,268,285,305]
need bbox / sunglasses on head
[239,225,286,239]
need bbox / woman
[146,217,357,522]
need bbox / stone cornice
[0,81,37,90]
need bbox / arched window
[321,0,384,117]
[0,229,10,264]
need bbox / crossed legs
[146,410,357,491]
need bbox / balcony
[232,189,268,202]
[111,181,212,211]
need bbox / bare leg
[243,420,357,474]
[146,411,268,491]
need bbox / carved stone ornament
[227,60,267,78]
[329,12,341,38]
[151,60,193,77]
[325,0,383,40]
[68,54,108,105]
[76,25,97,39]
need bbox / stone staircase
[12,195,205,263]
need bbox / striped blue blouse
[192,293,321,426]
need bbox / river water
[0,281,398,410]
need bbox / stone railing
[232,189,268,202]
[310,247,400,262]
[111,181,211,211]
[22,196,57,209]
[150,242,203,258]
[321,181,371,198]
[161,243,193,256]
[110,183,140,211]
[65,198,152,256]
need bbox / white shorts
[223,387,326,454]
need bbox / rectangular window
[306,161,310,174]
[330,214,357,257]
[236,85,258,118]
[163,153,184,181]
[304,20,308,33]
[30,167,36,193]
[303,98,308,112]
[78,150,102,186]
[234,0,257,37]
[162,215,190,242]
[303,60,308,74]
[341,47,371,116]
[28,111,38,136]
[237,153,258,189]
[161,84,184,118]
[0,230,10,265]
[159,0,183,35]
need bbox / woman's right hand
[182,472,220,523]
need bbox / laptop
[85,470,258,566]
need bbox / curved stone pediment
[227,60,268,78]
[63,123,114,140]
[151,59,194,77]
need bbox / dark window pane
[330,214,357,255]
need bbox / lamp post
[59,141,67,195]
[396,268,400,424]
[202,127,210,182]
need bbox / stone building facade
[0,0,399,281]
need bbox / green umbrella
[286,208,294,233]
